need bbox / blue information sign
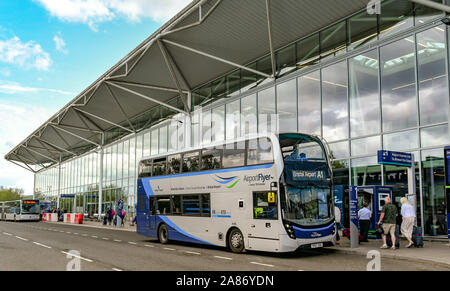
[60,194,75,198]
[377,150,413,167]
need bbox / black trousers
[359,220,371,241]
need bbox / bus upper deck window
[168,154,181,174]
[183,152,200,172]
[153,158,167,177]
[247,138,273,165]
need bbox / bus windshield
[21,201,40,214]
[279,134,333,227]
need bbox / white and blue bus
[0,200,41,221]
[136,133,336,253]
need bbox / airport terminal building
[5,0,450,237]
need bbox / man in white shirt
[334,206,341,243]
[358,202,372,242]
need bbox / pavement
[331,236,450,269]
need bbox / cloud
[53,33,68,54]
[0,103,54,195]
[0,36,52,71]
[0,80,73,95]
[35,0,192,30]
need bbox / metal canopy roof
[5,0,371,171]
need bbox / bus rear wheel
[228,228,245,253]
[158,223,169,244]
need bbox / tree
[0,187,23,202]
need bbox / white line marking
[163,247,175,251]
[250,262,274,268]
[15,236,28,241]
[74,233,78,235]
[33,242,52,249]
[114,239,122,242]
[112,268,122,271]
[91,236,98,238]
[128,242,137,245]
[102,238,109,240]
[214,256,233,260]
[2,232,12,236]
[184,251,201,255]
[61,251,93,263]
[144,244,154,248]
[66,232,71,234]
[297,270,305,271]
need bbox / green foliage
[0,187,23,202]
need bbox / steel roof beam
[106,81,188,116]
[105,84,136,132]
[51,124,101,147]
[8,159,36,173]
[408,0,450,13]
[266,0,276,78]
[72,108,105,133]
[24,146,59,163]
[34,136,78,156]
[157,40,190,112]
[50,123,103,135]
[72,108,135,134]
[161,39,273,80]
[107,80,188,94]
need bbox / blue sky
[0,0,191,195]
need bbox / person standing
[377,197,398,250]
[107,207,113,226]
[358,202,372,242]
[400,197,416,248]
[334,206,341,243]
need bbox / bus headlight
[283,222,296,239]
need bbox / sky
[0,0,192,195]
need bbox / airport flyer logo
[213,175,240,189]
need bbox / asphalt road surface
[0,221,447,271]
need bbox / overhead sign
[377,150,413,167]
[60,194,75,198]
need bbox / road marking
[114,239,122,242]
[250,262,274,268]
[163,247,175,251]
[112,268,122,271]
[128,242,137,245]
[184,251,201,255]
[61,251,93,263]
[91,236,98,238]
[214,256,233,260]
[66,232,71,234]
[15,236,28,241]
[2,232,12,236]
[144,244,154,248]
[297,270,305,271]
[74,233,79,235]
[102,237,109,240]
[82,234,88,236]
[33,242,52,249]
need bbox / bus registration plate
[311,243,323,249]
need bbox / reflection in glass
[350,50,380,137]
[421,125,450,148]
[241,94,257,136]
[226,70,241,97]
[277,79,297,133]
[383,130,418,151]
[277,44,296,77]
[159,126,168,154]
[351,136,381,157]
[298,71,321,135]
[329,141,349,160]
[151,129,158,155]
[322,61,348,142]
[226,100,240,140]
[202,110,211,145]
[415,1,444,25]
[351,156,381,186]
[381,38,417,131]
[417,26,449,125]
[258,87,276,133]
[212,106,225,142]
[421,149,447,235]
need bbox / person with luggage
[400,197,416,248]
[358,202,372,242]
[377,196,398,250]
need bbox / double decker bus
[136,133,335,253]
[0,200,40,221]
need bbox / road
[0,221,447,271]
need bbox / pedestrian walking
[358,202,372,242]
[377,197,398,250]
[107,207,113,226]
[400,197,416,248]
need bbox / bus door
[251,191,279,240]
[149,197,157,231]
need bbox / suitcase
[386,225,400,249]
[412,226,424,248]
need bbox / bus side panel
[155,216,217,246]
[136,179,156,238]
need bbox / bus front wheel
[158,223,169,244]
[228,228,245,253]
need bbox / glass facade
[34,1,448,235]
